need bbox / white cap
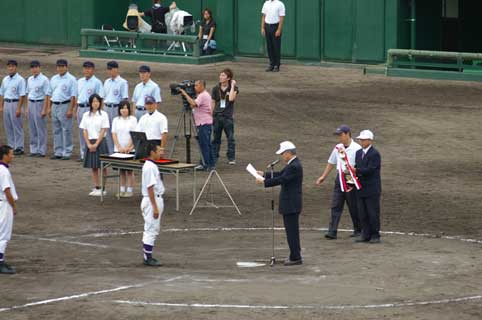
[275,141,296,155]
[356,130,374,140]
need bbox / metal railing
[80,28,201,57]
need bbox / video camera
[170,80,196,110]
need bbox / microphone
[267,159,280,168]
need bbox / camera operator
[179,80,214,171]
[211,68,238,166]
[140,1,177,34]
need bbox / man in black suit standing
[256,141,303,265]
[353,130,382,244]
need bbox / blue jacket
[264,157,303,215]
[355,146,381,197]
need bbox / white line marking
[112,295,482,310]
[0,276,183,313]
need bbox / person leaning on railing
[198,8,216,55]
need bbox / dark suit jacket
[264,157,303,215]
[355,146,381,197]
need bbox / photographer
[211,68,238,166]
[140,1,177,34]
[179,80,214,171]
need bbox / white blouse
[112,116,138,151]
[79,111,110,140]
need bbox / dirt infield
[1,48,482,319]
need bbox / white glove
[203,41,209,51]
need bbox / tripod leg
[189,170,215,215]
[169,110,186,159]
[214,170,242,215]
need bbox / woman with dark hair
[79,94,110,196]
[112,100,138,197]
[198,8,216,55]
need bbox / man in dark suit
[256,141,303,265]
[353,130,382,244]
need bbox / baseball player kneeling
[141,143,165,266]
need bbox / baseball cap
[82,61,95,68]
[30,60,41,68]
[144,95,156,104]
[56,59,68,66]
[6,60,18,66]
[107,61,119,69]
[139,65,151,73]
[275,141,296,155]
[356,130,374,140]
[334,125,351,135]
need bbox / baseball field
[1,46,482,319]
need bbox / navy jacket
[355,146,381,197]
[264,157,303,215]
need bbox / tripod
[168,107,204,166]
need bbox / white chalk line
[0,276,183,313]
[15,235,138,252]
[47,227,482,247]
[112,294,482,310]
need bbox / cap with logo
[107,61,119,69]
[6,60,18,66]
[334,125,351,135]
[139,65,151,73]
[56,59,68,66]
[82,61,95,68]
[356,130,374,140]
[144,95,156,104]
[30,60,41,68]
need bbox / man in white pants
[0,145,18,275]
[141,142,165,267]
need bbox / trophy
[338,147,355,192]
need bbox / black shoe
[143,257,162,267]
[50,155,62,160]
[13,149,24,155]
[272,66,280,72]
[369,238,381,244]
[283,258,302,266]
[0,262,16,274]
[61,156,71,161]
[349,232,361,238]
[324,232,337,240]
[29,153,38,157]
[355,237,370,243]
[77,158,84,162]
[265,66,274,72]
[36,154,46,158]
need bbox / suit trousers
[328,178,361,234]
[3,101,24,151]
[357,194,381,240]
[52,102,73,157]
[283,213,301,261]
[28,100,47,155]
[265,23,281,68]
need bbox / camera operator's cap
[30,60,41,68]
[138,65,151,73]
[6,60,18,66]
[107,61,119,69]
[276,141,296,155]
[144,95,156,104]
[56,59,68,66]
[82,61,95,68]
[334,124,351,135]
[356,130,374,140]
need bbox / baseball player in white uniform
[0,145,18,275]
[141,143,165,266]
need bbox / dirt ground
[1,46,482,319]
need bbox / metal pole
[270,166,276,266]
[411,0,416,50]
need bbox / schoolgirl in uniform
[111,100,137,197]
[79,93,110,196]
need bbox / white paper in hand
[246,163,264,181]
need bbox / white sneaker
[116,192,125,198]
[228,160,236,165]
[124,191,133,198]
[89,189,98,196]
[90,189,102,197]
[102,190,107,196]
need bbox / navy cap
[144,95,156,104]
[107,61,119,69]
[138,65,151,73]
[82,61,95,68]
[30,60,41,68]
[7,60,18,66]
[334,125,351,135]
[56,59,68,66]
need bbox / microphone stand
[269,164,276,266]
